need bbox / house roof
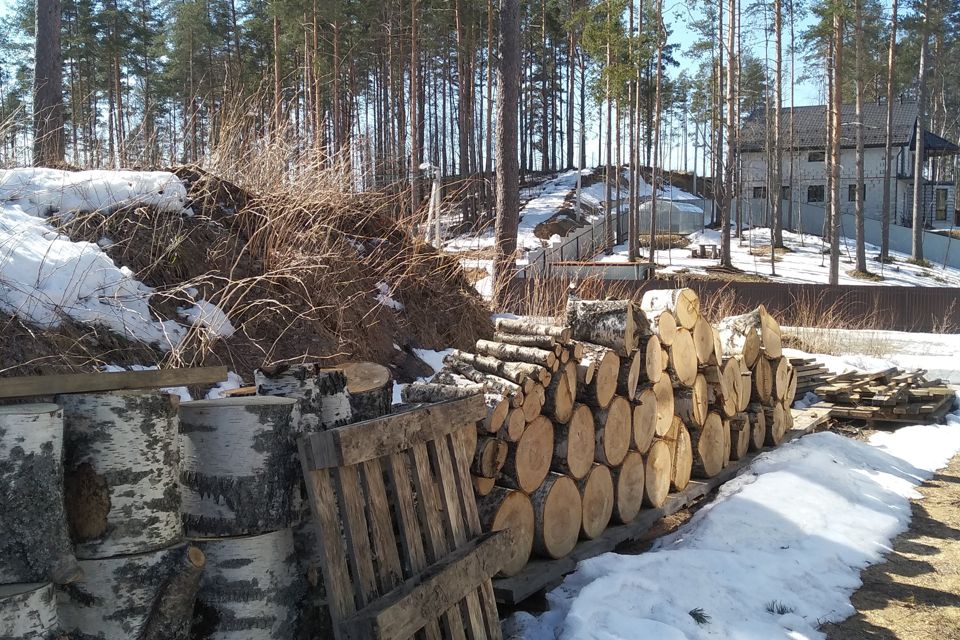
[737,101,958,155]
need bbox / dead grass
[847,269,884,282]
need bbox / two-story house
[738,101,959,228]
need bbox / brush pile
[815,368,957,425]
[403,289,800,577]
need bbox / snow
[603,227,960,287]
[391,347,454,406]
[177,299,235,338]
[205,371,244,399]
[508,402,960,640]
[102,364,192,402]
[375,281,404,311]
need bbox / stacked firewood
[402,288,801,578]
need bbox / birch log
[578,464,614,540]
[611,451,645,524]
[652,376,675,437]
[58,543,197,638]
[0,583,57,639]
[749,407,767,451]
[668,418,693,492]
[552,404,596,480]
[58,390,181,558]
[675,373,709,428]
[179,396,300,537]
[617,349,643,400]
[729,414,751,461]
[593,396,632,466]
[643,439,672,508]
[737,357,754,412]
[690,412,725,478]
[752,356,774,406]
[492,332,557,350]
[475,339,557,370]
[764,403,788,446]
[494,317,572,342]
[531,474,582,559]
[565,298,645,356]
[717,306,781,362]
[667,329,699,387]
[543,361,576,423]
[632,387,658,454]
[692,317,715,365]
[0,404,78,585]
[499,416,553,493]
[191,529,300,640]
[341,361,393,422]
[642,337,663,384]
[644,306,677,347]
[449,350,551,386]
[640,288,700,330]
[498,409,527,442]
[478,487,535,577]
[254,364,352,431]
[576,344,619,409]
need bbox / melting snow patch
[102,364,192,402]
[177,299,235,338]
[206,371,245,399]
[375,281,404,311]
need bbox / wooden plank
[361,458,405,594]
[334,464,380,608]
[339,531,512,640]
[305,396,486,468]
[0,366,228,399]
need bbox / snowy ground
[602,226,960,287]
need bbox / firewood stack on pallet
[403,289,802,578]
[815,368,958,425]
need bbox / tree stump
[341,361,393,422]
[530,474,582,559]
[254,364,352,431]
[500,415,554,493]
[191,529,300,640]
[179,396,301,537]
[632,387,658,454]
[478,487,535,577]
[0,583,57,639]
[578,464,614,540]
[611,451,645,524]
[643,439,671,508]
[58,390,181,558]
[593,396,631,466]
[552,404,596,480]
[0,404,78,584]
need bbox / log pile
[815,368,957,425]
[401,289,804,577]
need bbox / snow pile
[205,371,245,399]
[177,299,236,338]
[508,404,960,640]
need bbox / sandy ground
[824,450,960,639]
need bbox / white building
[738,101,959,229]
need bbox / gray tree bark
[0,583,58,639]
[880,0,898,260]
[911,0,931,261]
[33,0,64,166]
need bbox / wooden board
[0,366,228,399]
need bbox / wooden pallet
[491,405,833,605]
[814,367,956,426]
[298,395,509,640]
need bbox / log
[593,396,632,466]
[660,344,670,372]
[498,409,527,442]
[0,583,58,639]
[644,306,678,347]
[675,373,709,428]
[642,337,663,384]
[751,356,774,405]
[521,384,544,422]
[413,380,513,428]
[494,317,571,342]
[632,387,658,454]
[717,306,781,363]
[667,328,698,387]
[643,440,672,508]
[690,412,725,478]
[736,357,753,412]
[729,414,751,461]
[530,474,582,559]
[476,339,557,370]
[611,451,645,524]
[617,349,643,401]
[664,417,692,492]
[478,487,535,577]
[472,437,509,478]
[543,361,576,423]
[692,317,715,366]
[191,529,299,640]
[499,415,554,493]
[722,416,732,468]
[449,350,551,387]
[140,546,206,640]
[58,543,198,638]
[652,376,675,437]
[640,288,700,330]
[722,358,745,414]
[785,366,799,407]
[764,403,788,446]
[0,404,78,585]
[748,406,767,451]
[703,364,737,418]
[552,404,596,480]
[565,298,647,356]
[772,357,792,404]
[492,332,557,350]
[472,475,496,496]
[577,344,620,409]
[438,361,524,402]
[255,364,352,431]
[179,396,301,537]
[578,464,614,540]
[58,390,181,559]
[783,400,795,430]
[712,326,724,366]
[341,361,393,422]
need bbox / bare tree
[720,0,735,269]
[771,0,783,249]
[911,0,931,261]
[34,0,64,166]
[409,0,421,216]
[828,10,844,285]
[880,0,898,261]
[854,0,867,273]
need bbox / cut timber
[752,357,774,405]
[472,475,496,496]
[492,332,557,350]
[737,357,754,412]
[565,298,647,356]
[632,387,658,453]
[668,328,699,387]
[703,364,737,418]
[476,339,557,370]
[59,390,181,558]
[643,439,672,508]
[722,417,732,468]
[668,418,693,492]
[179,396,300,537]
[255,364,352,431]
[748,407,767,451]
[692,317,715,365]
[712,326,724,366]
[690,412,725,478]
[530,474,582,559]
[58,543,197,639]
[500,416,554,493]
[617,349,643,400]
[450,350,551,387]
[675,373,709,427]
[593,396,632,466]
[722,358,745,414]
[552,404,596,480]
[765,403,788,446]
[641,288,700,330]
[341,361,393,422]
[759,305,783,359]
[498,409,527,442]
[642,337,663,384]
[652,376,675,437]
[611,451,645,524]
[472,437,509,478]
[521,384,544,422]
[578,464,614,540]
[772,357,792,404]
[783,401,795,430]
[0,366,227,400]
[717,306,781,363]
[478,487,535,577]
[0,404,77,585]
[191,529,299,639]
[644,306,677,347]
[494,317,572,342]
[577,344,620,409]
[544,361,576,423]
[0,583,57,639]
[729,414,751,461]
[436,363,524,403]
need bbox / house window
[807,185,825,203]
[847,184,866,202]
[781,186,791,202]
[752,186,767,199]
[807,151,825,162]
